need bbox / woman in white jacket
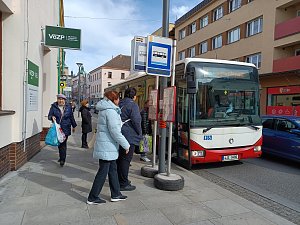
[87,91,130,205]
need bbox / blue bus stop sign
[146,35,173,77]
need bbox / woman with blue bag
[48,94,77,167]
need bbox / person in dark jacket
[140,100,152,162]
[48,94,77,167]
[79,99,92,149]
[117,87,142,191]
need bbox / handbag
[54,120,66,143]
[45,124,59,146]
[139,135,153,154]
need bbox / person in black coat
[79,99,92,148]
[48,94,77,167]
[117,87,142,191]
[140,100,152,162]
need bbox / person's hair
[124,87,137,99]
[104,91,119,102]
[81,99,88,106]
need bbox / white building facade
[0,0,61,177]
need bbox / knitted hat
[81,99,88,106]
[56,94,66,100]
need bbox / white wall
[0,0,59,147]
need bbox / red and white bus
[106,58,262,169]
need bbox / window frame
[212,35,223,49]
[297,10,300,17]
[213,6,223,21]
[200,15,209,28]
[295,49,300,56]
[189,46,196,57]
[229,0,242,12]
[246,53,261,69]
[247,17,263,37]
[228,27,240,44]
[179,28,186,40]
[190,22,197,34]
[200,41,208,54]
[108,71,112,79]
[178,51,185,60]
[121,73,125,79]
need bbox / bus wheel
[154,173,184,191]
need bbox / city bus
[106,58,262,169]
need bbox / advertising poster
[27,60,39,111]
[162,87,176,122]
[148,89,158,120]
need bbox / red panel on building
[267,86,300,95]
[274,16,300,40]
[267,106,294,116]
[294,106,300,116]
[273,55,300,73]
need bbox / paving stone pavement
[0,117,297,225]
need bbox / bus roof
[177,58,257,69]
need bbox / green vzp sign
[45,26,81,50]
[28,60,39,87]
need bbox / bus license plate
[222,155,239,161]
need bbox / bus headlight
[192,150,205,157]
[254,146,261,152]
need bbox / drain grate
[192,169,300,225]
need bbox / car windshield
[187,62,261,127]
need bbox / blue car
[261,115,300,162]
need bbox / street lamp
[76,62,83,117]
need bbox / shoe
[81,145,89,149]
[120,184,136,191]
[60,161,65,167]
[111,195,127,202]
[140,156,151,162]
[87,198,106,205]
[57,159,61,162]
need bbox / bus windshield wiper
[203,126,215,133]
[247,125,260,131]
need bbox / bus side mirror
[187,67,196,94]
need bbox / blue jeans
[88,159,121,201]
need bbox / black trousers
[82,133,88,147]
[88,159,121,201]
[58,136,68,162]
[117,144,135,187]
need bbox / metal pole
[152,76,159,167]
[158,0,169,173]
[167,39,176,176]
[77,66,81,117]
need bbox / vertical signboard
[148,89,158,120]
[131,36,147,72]
[162,87,176,122]
[27,60,39,111]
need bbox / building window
[200,41,208,54]
[179,28,186,40]
[108,72,112,78]
[200,15,208,28]
[229,0,241,12]
[247,17,263,37]
[248,0,254,2]
[121,73,125,79]
[212,35,222,49]
[108,82,112,87]
[297,10,300,17]
[213,6,223,21]
[178,51,185,60]
[295,49,300,56]
[190,22,197,34]
[189,46,196,57]
[246,53,261,68]
[228,27,240,44]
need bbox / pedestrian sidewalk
[0,124,297,225]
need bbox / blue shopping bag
[45,124,59,146]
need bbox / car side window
[262,118,274,129]
[276,119,296,132]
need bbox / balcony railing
[274,16,300,40]
[273,55,300,73]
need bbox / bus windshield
[187,62,261,127]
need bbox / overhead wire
[64,15,160,22]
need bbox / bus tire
[154,173,184,191]
[141,165,158,178]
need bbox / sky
[64,0,201,74]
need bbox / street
[192,155,300,223]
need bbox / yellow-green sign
[28,60,39,87]
[45,26,81,50]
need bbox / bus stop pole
[158,0,169,173]
[167,39,176,176]
[152,76,159,167]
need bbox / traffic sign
[59,81,66,89]
[131,36,147,72]
[146,35,173,77]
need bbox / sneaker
[60,161,65,167]
[111,195,127,202]
[120,184,136,191]
[86,198,106,205]
[140,156,151,162]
